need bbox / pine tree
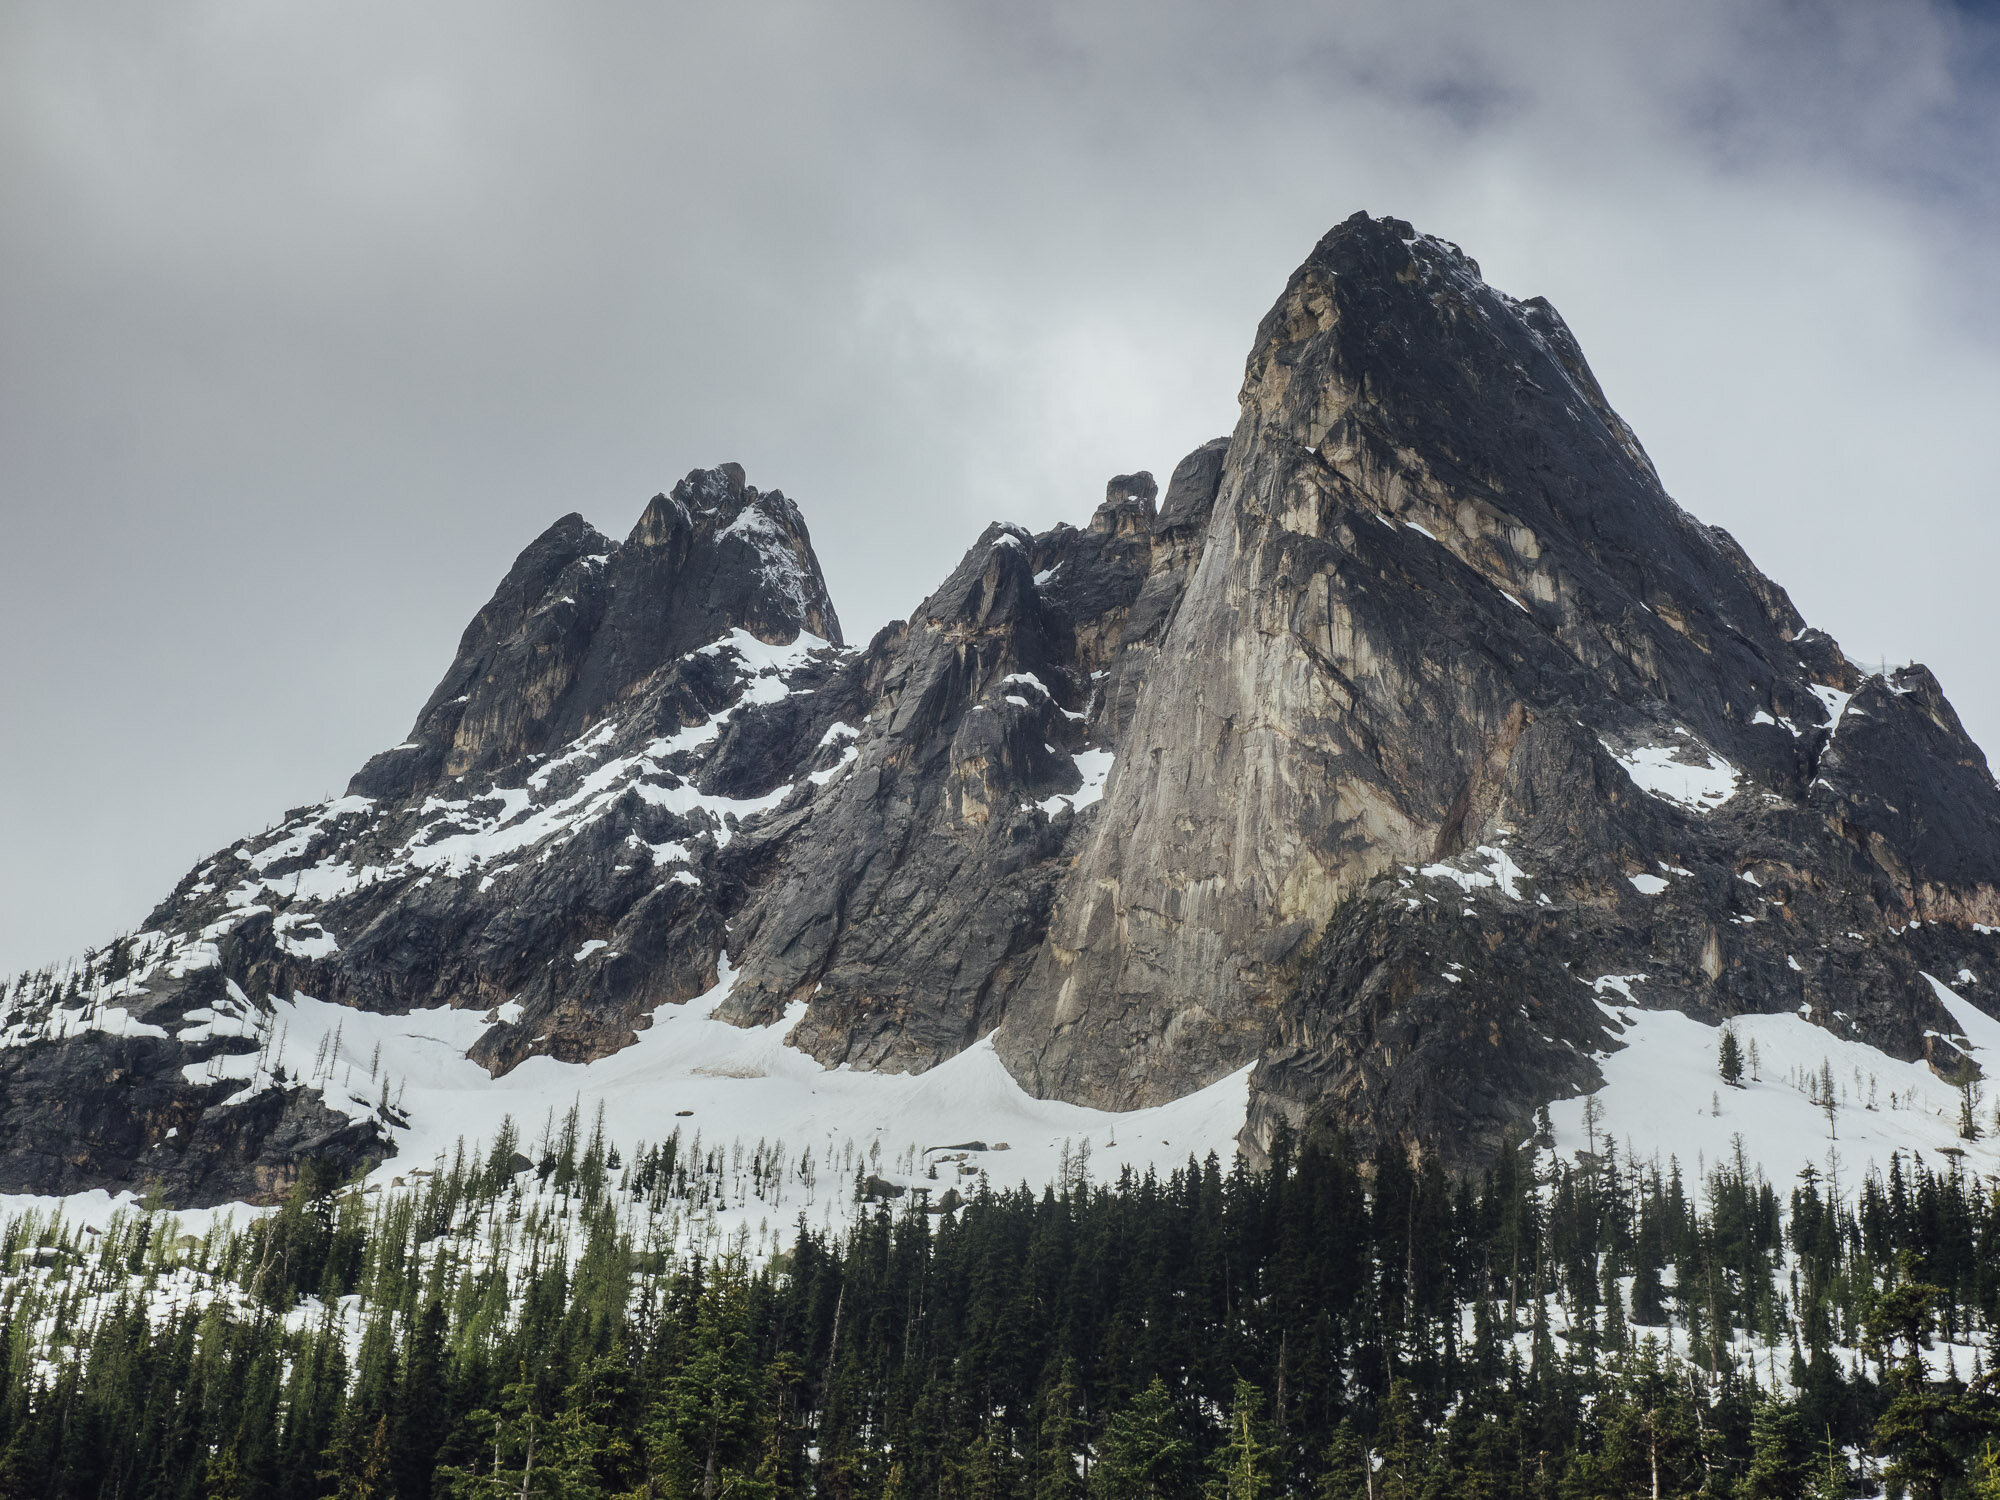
[1316,1421,1367,1500]
[965,1413,1021,1500]
[1032,1359,1088,1500]
[1804,1427,1849,1500]
[1204,1382,1275,1500]
[319,1412,394,1500]
[1738,1392,1806,1500]
[639,1258,762,1500]
[1719,1029,1745,1089]
[435,1369,545,1500]
[1092,1379,1192,1500]
[1971,1442,2000,1500]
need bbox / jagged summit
[352,466,840,803]
[1000,211,2000,1160]
[7,216,2000,1207]
[0,468,858,1202]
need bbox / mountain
[7,212,2000,1207]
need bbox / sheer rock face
[10,214,2000,1203]
[996,213,2000,1163]
[716,462,1220,1071]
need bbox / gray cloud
[3,0,1997,973]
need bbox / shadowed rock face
[715,466,1205,1071]
[9,214,2000,1203]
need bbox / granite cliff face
[997,216,2000,1163]
[8,213,2000,1203]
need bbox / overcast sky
[3,1,1997,975]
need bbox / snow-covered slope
[1554,970,2000,1187]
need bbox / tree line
[2,1119,1999,1499]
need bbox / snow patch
[1810,684,1854,734]
[1419,844,1528,900]
[1553,986,2000,1194]
[1603,732,1739,813]
[1037,748,1115,816]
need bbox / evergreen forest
[2,1117,1999,1500]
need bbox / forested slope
[2,1121,1997,1498]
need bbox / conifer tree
[1738,1391,1806,1500]
[1032,1358,1088,1500]
[436,1368,545,1500]
[1719,1029,1745,1089]
[1314,1421,1367,1500]
[1093,1379,1192,1500]
[1804,1427,1849,1500]
[1205,1381,1275,1500]
[1971,1442,2000,1500]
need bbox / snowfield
[1551,970,2000,1189]
[1,958,1254,1253]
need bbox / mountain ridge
[5,210,1999,1205]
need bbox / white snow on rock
[696,627,830,677]
[807,743,859,787]
[1,625,853,1059]
[1810,683,1854,734]
[1037,748,1115,816]
[6,951,1253,1245]
[1002,672,1087,722]
[273,912,339,960]
[1628,873,1668,896]
[716,506,815,620]
[190,964,1243,1232]
[1418,844,1528,899]
[1602,730,1739,812]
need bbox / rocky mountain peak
[350,466,840,802]
[995,212,2000,1164]
[8,215,2000,1207]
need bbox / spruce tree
[1093,1379,1191,1500]
[1738,1392,1806,1500]
[1719,1028,1745,1089]
[1205,1382,1275,1500]
[1032,1359,1088,1500]
[1804,1427,1849,1500]
[1315,1420,1367,1500]
[1971,1442,2000,1500]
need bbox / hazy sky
[3,1,1998,975]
